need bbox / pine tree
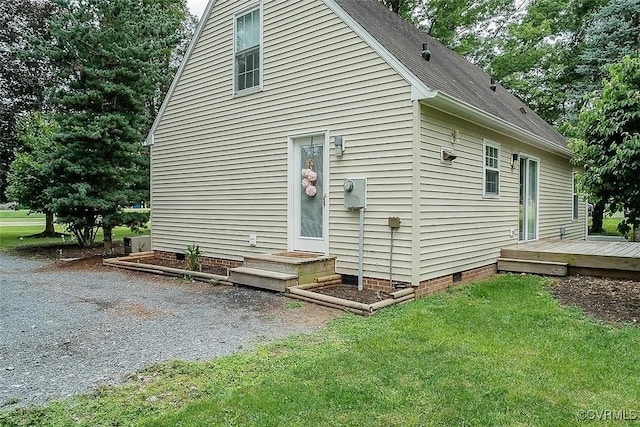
[43,0,191,248]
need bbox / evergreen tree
[577,0,640,96]
[43,0,191,248]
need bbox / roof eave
[420,92,572,158]
[143,0,218,146]
[324,0,437,101]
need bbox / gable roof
[328,0,568,155]
[147,0,568,156]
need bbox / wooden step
[498,258,568,276]
[243,254,335,284]
[229,267,298,292]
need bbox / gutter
[418,91,573,159]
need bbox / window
[234,6,261,93]
[572,172,579,220]
[483,141,500,197]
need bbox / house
[145,0,586,296]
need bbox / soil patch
[314,285,388,305]
[131,255,227,276]
[10,241,125,260]
[551,275,640,325]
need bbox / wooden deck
[500,240,640,279]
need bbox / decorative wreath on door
[301,158,318,197]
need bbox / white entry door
[289,134,328,254]
[519,156,539,241]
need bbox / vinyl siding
[418,106,585,280]
[151,0,415,282]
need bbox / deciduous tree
[572,55,640,239]
[0,0,58,202]
[6,112,60,236]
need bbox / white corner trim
[144,0,219,146]
[323,0,437,101]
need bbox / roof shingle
[332,0,567,148]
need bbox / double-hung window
[234,6,262,93]
[483,140,500,197]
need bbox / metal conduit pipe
[358,207,364,291]
[389,227,395,289]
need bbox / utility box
[123,235,151,255]
[344,178,367,209]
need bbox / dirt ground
[551,275,640,325]
[315,285,388,305]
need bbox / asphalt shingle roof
[333,0,567,148]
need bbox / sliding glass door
[519,157,539,241]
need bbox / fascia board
[323,0,437,101]
[423,92,572,159]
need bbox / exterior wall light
[334,136,344,156]
[511,153,519,169]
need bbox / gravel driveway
[0,253,336,409]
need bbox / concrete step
[498,258,568,276]
[229,267,298,292]
[243,254,335,284]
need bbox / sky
[187,0,209,18]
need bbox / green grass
[2,274,639,426]
[0,209,45,221]
[589,217,626,237]
[0,210,150,252]
[0,226,148,252]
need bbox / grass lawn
[0,209,45,221]
[2,274,639,426]
[589,217,626,237]
[0,210,150,252]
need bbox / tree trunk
[44,211,54,234]
[591,201,605,233]
[634,226,640,242]
[103,225,113,253]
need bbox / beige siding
[151,0,415,282]
[418,106,585,280]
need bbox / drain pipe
[358,207,365,291]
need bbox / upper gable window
[234,6,262,94]
[483,140,500,197]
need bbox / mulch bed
[551,275,640,325]
[314,285,389,305]
[125,255,227,276]
[11,241,125,260]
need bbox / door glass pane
[299,139,323,238]
[527,159,538,240]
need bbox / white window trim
[233,2,263,96]
[519,153,541,242]
[483,139,501,198]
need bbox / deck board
[501,240,640,278]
